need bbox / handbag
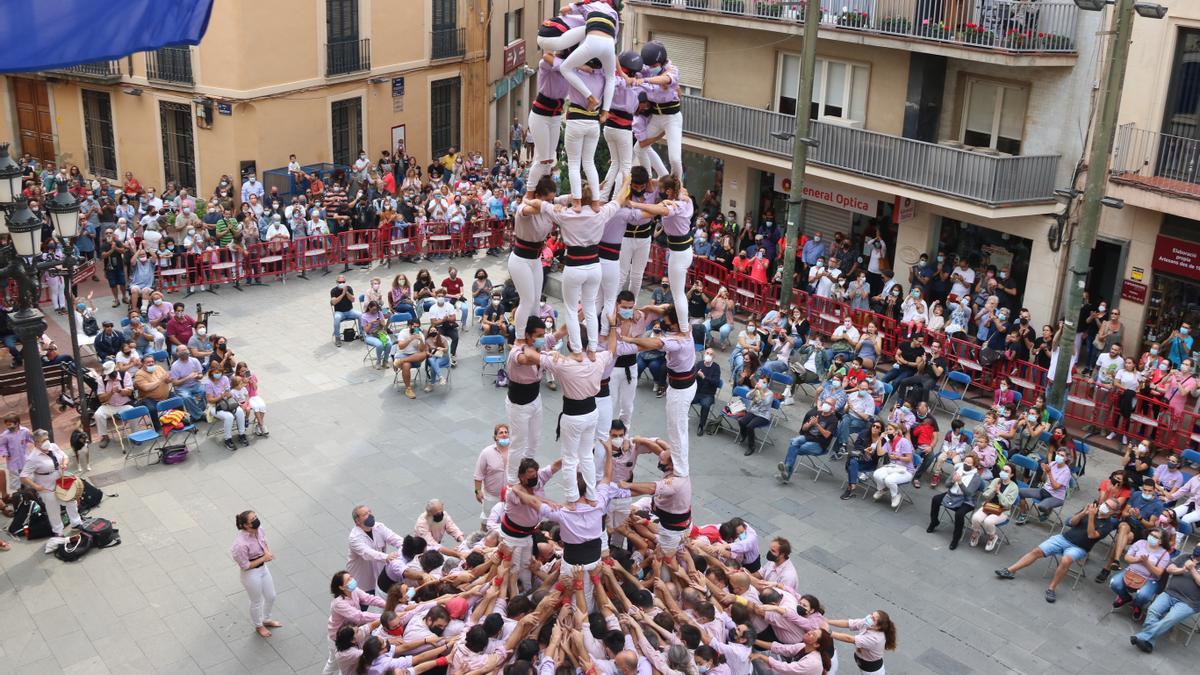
[982,501,1005,516]
[54,474,83,502]
[1122,568,1148,590]
[726,398,747,416]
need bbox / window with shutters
[327,0,359,41]
[959,78,1027,154]
[331,98,363,167]
[159,101,196,191]
[505,8,524,44]
[82,90,116,178]
[649,32,704,96]
[431,77,461,158]
[432,0,456,29]
[775,53,868,122]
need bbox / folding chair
[767,371,795,414]
[480,335,507,376]
[155,397,200,451]
[1072,440,1090,477]
[751,399,786,455]
[690,379,723,418]
[1043,550,1089,590]
[709,386,751,438]
[147,349,169,365]
[116,406,162,467]
[933,371,971,416]
[790,436,834,482]
[956,406,988,426]
[892,449,923,513]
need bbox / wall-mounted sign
[503,40,527,74]
[217,102,232,116]
[1121,279,1148,304]
[1152,235,1200,282]
[391,77,405,98]
[772,175,876,216]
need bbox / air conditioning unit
[938,139,968,150]
[818,116,863,130]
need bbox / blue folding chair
[147,349,170,365]
[711,386,751,439]
[156,397,200,449]
[767,371,794,417]
[480,335,507,376]
[1180,448,1200,468]
[388,313,411,330]
[1072,439,1090,477]
[934,371,972,416]
[1045,405,1064,427]
[957,406,988,425]
[116,406,162,467]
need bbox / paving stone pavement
[0,255,1195,674]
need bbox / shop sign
[1121,279,1148,304]
[1152,235,1200,282]
[504,40,526,74]
[893,196,916,223]
[1131,266,1144,281]
[772,175,875,216]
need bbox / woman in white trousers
[229,510,281,638]
[565,116,601,208]
[527,50,569,191]
[627,175,694,330]
[19,430,83,537]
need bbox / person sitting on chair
[926,452,983,550]
[390,318,428,399]
[778,397,838,483]
[738,375,775,457]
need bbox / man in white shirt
[1094,344,1124,386]
[264,215,290,244]
[142,188,163,213]
[174,188,196,213]
[426,289,461,366]
[809,256,841,298]
[758,537,799,592]
[949,258,976,299]
[241,174,264,205]
[308,212,329,236]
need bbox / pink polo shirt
[653,474,692,515]
[473,444,509,498]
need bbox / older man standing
[473,424,511,530]
[21,429,83,537]
[347,504,403,601]
[415,499,465,558]
[168,345,206,419]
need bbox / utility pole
[777,0,821,308]
[1047,0,1136,409]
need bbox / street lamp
[1048,0,1167,410]
[0,142,91,439]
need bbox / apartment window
[775,54,868,122]
[331,98,363,167]
[432,0,456,29]
[960,78,1027,154]
[327,0,359,41]
[649,32,705,96]
[1162,29,1200,140]
[431,77,461,158]
[159,101,196,191]
[82,90,116,178]
[505,9,524,44]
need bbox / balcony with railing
[431,27,466,61]
[1111,124,1200,202]
[326,38,371,77]
[146,47,194,86]
[49,60,122,82]
[682,95,1059,206]
[631,0,1078,55]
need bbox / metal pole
[61,254,91,442]
[778,0,821,308]
[11,308,51,436]
[1047,0,1135,409]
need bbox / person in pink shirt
[321,571,386,675]
[230,510,283,638]
[751,628,834,674]
[414,500,466,558]
[503,456,563,590]
[473,423,511,528]
[758,537,799,593]
[347,505,404,598]
[620,448,692,556]
[0,413,33,505]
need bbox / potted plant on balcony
[836,8,869,28]
[720,0,745,14]
[685,0,709,9]
[878,16,911,34]
[1004,28,1033,50]
[756,0,784,18]
[1038,33,1073,52]
[918,19,953,40]
[962,23,994,46]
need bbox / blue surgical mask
[145,364,156,372]
[646,66,663,76]
[533,337,546,349]
[863,615,874,629]
[1147,535,1160,547]
[497,438,511,448]
[347,578,358,592]
[618,308,634,319]
[738,531,747,541]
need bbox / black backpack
[7,490,53,540]
[80,517,120,549]
[82,315,99,337]
[55,531,92,562]
[79,479,103,513]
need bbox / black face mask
[250,518,261,530]
[797,606,809,616]
[432,512,445,523]
[657,463,670,474]
[766,551,778,563]
[429,624,445,637]
[523,477,538,489]
[363,514,376,529]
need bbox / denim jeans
[3,335,20,366]
[332,309,362,337]
[845,453,879,485]
[175,382,206,419]
[638,353,666,386]
[428,355,450,382]
[704,320,732,346]
[784,437,827,478]
[364,335,390,363]
[835,415,871,450]
[1109,573,1158,608]
[881,365,916,386]
[1135,592,1198,646]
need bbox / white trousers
[562,262,601,353]
[665,382,695,477]
[608,496,632,548]
[94,403,133,436]
[592,394,614,482]
[667,248,693,328]
[557,33,617,110]
[1173,503,1200,526]
[527,110,563,188]
[597,257,621,335]
[508,252,544,340]
[322,641,339,675]
[500,531,535,591]
[240,565,277,627]
[970,510,1009,536]
[643,112,684,178]
[48,275,66,310]
[559,410,598,502]
[565,119,601,201]
[537,26,585,52]
[560,557,601,612]
[657,527,685,556]
[600,126,634,200]
[215,408,247,439]
[42,490,82,536]
[618,236,651,294]
[873,465,913,497]
[506,396,543,483]
[612,360,637,427]
[635,142,670,179]
[479,492,501,522]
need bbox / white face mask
[197,328,207,336]
[703,354,713,365]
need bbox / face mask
[437,298,446,305]
[657,463,670,473]
[747,325,756,333]
[363,514,376,529]
[1182,327,1191,335]
[618,308,634,319]
[40,440,51,450]
[1027,414,1037,424]
[497,438,511,448]
[1160,362,1170,372]
[1000,470,1012,481]
[76,304,86,312]
[830,380,841,389]
[250,518,261,529]
[146,364,157,372]
[1142,490,1155,500]
[430,625,445,637]
[1053,455,1068,465]
[863,615,875,629]
[346,578,358,592]
[523,477,538,489]
[1146,535,1161,548]
[647,65,663,76]
[432,512,444,523]
[491,300,501,307]
[766,551,778,563]
[533,337,546,350]
[911,290,920,298]
[699,667,710,674]
[153,298,163,306]
[820,403,832,413]
[703,354,714,365]
[1098,504,1111,516]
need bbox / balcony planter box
[962,24,994,46]
[720,0,745,14]
[835,9,869,28]
[755,2,784,18]
[877,16,911,34]
[917,20,954,41]
[1038,33,1073,51]
[1004,29,1034,50]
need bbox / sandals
[255,626,271,638]
[912,478,921,489]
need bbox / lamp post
[1046,0,1167,409]
[0,142,89,439]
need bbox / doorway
[159,101,196,191]
[12,78,55,164]
[1087,238,1126,307]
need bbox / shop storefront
[683,150,723,218]
[933,217,1033,307]
[1145,227,1200,347]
